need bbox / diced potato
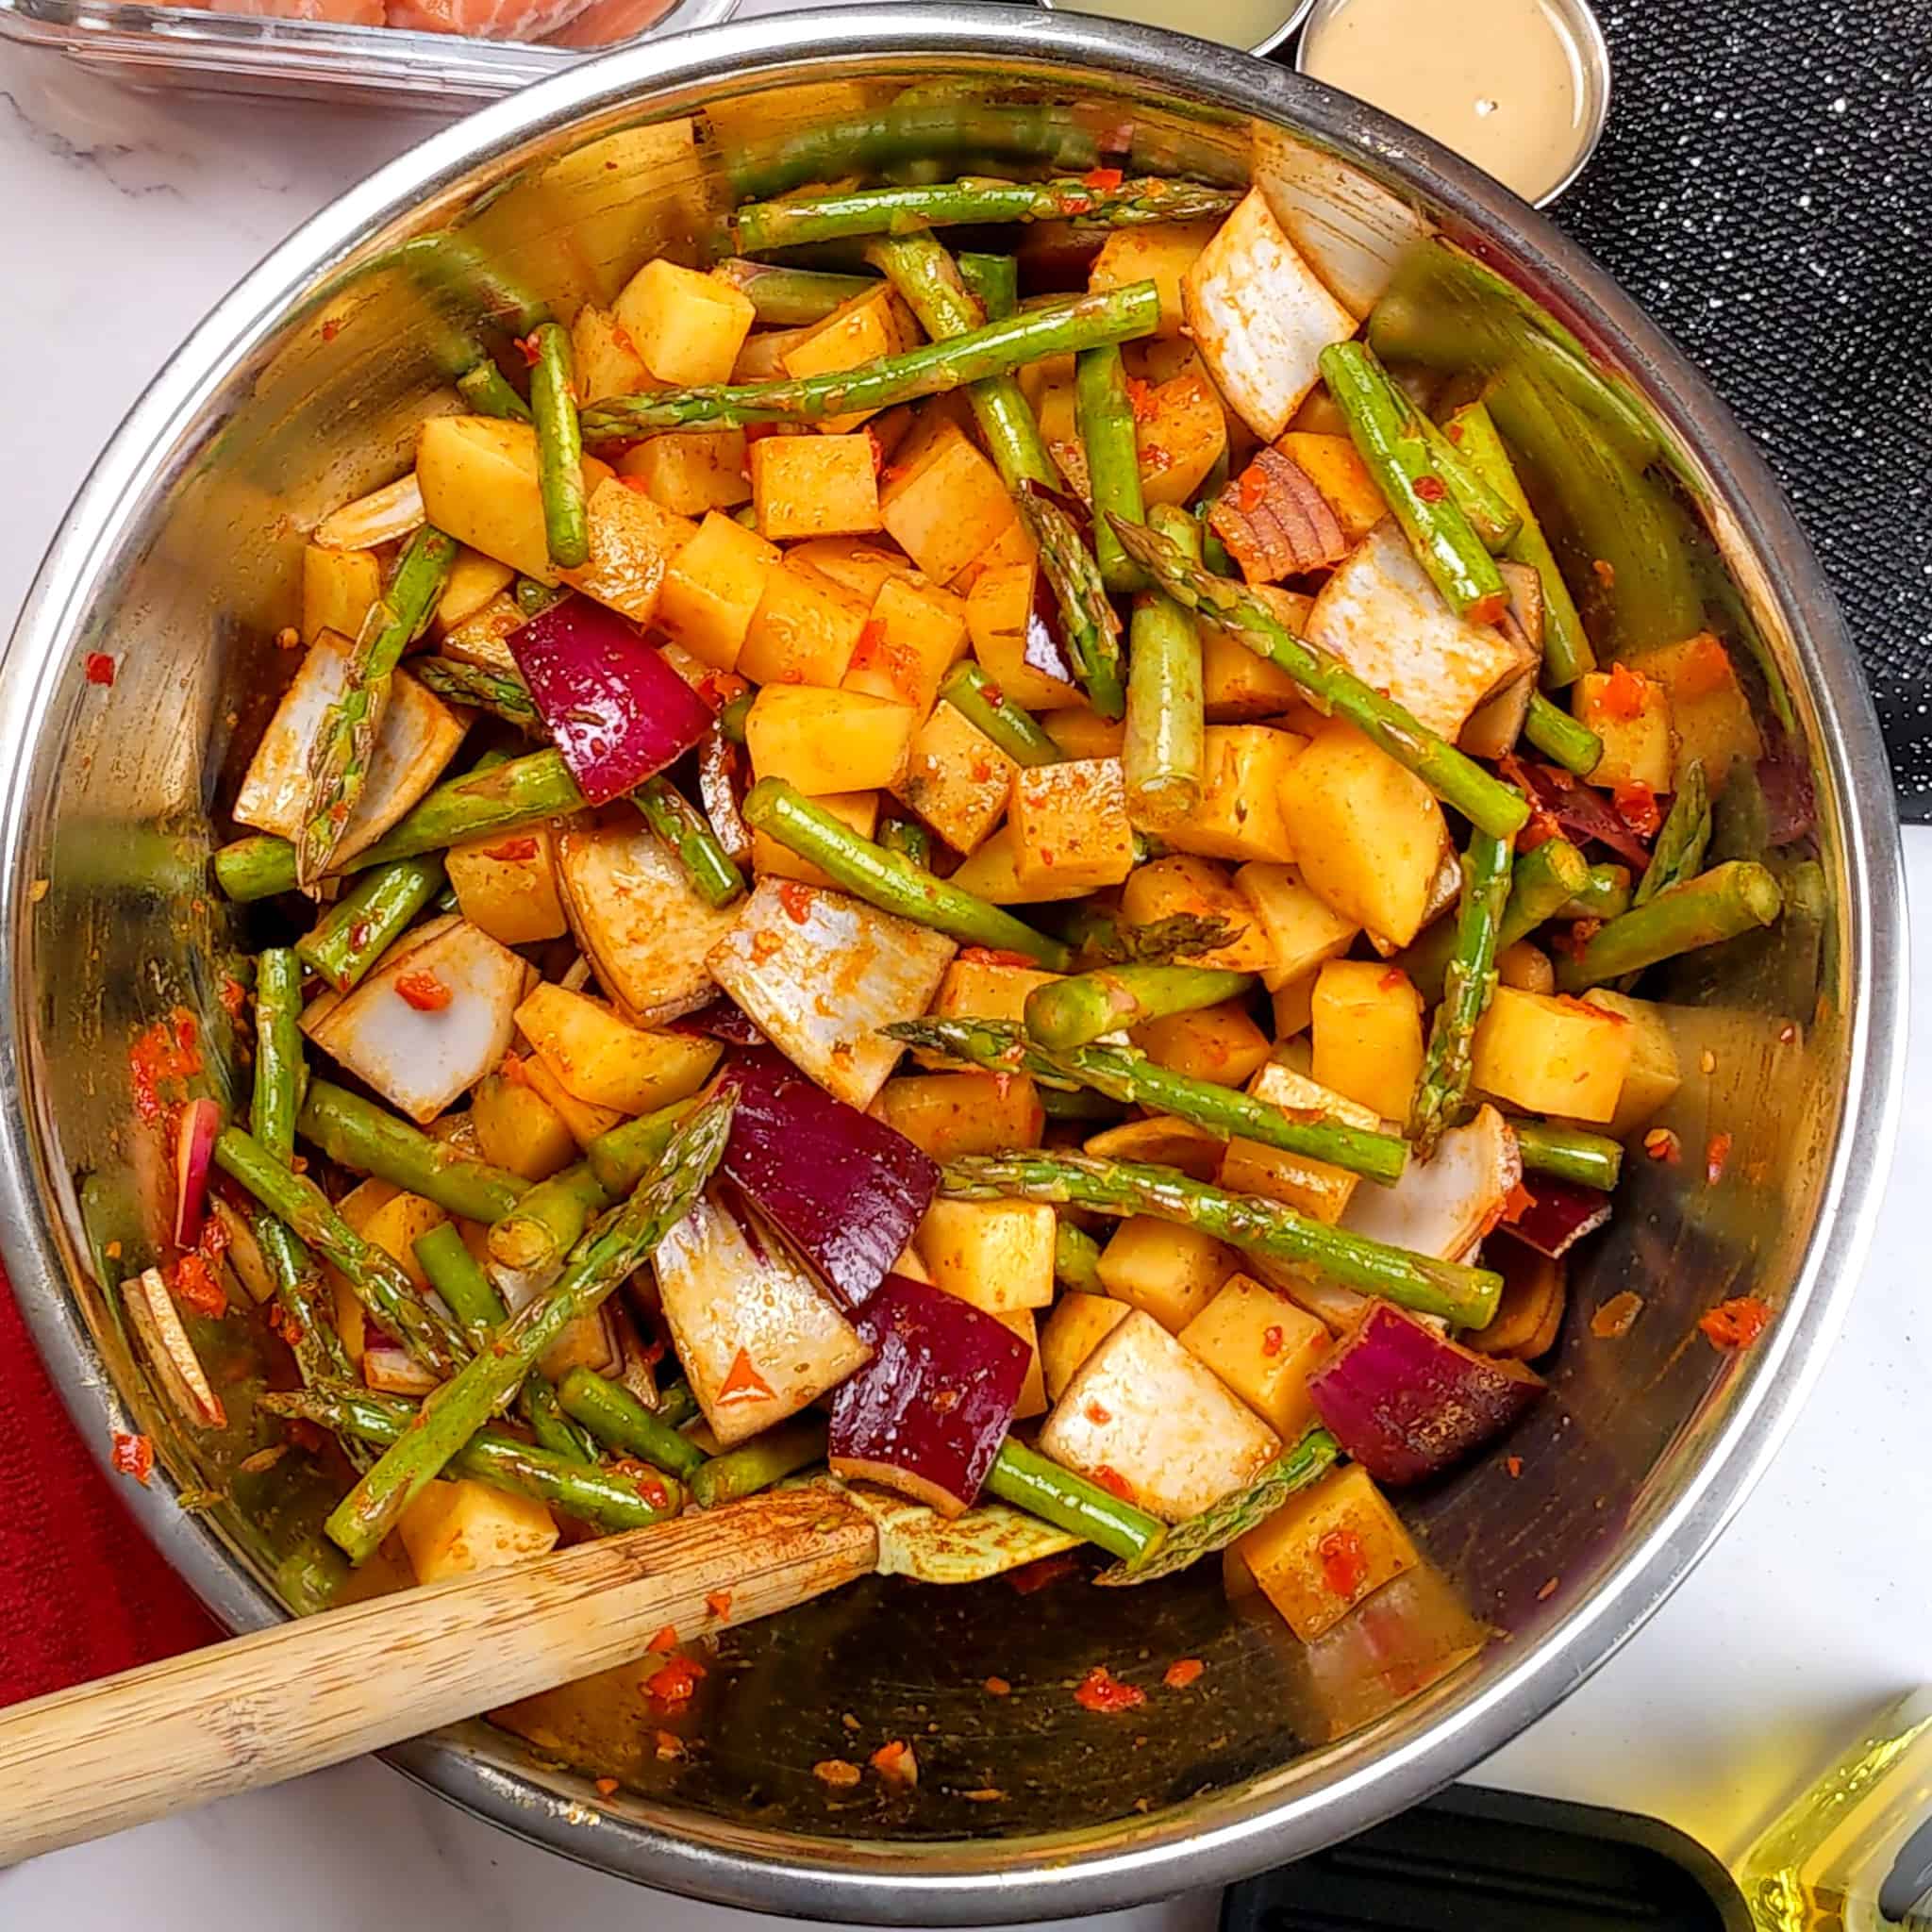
[738,558,870,689]
[1238,1464,1419,1642]
[434,547,516,636]
[880,421,1019,584]
[516,1049,625,1149]
[1278,718,1447,946]
[1219,1062,1380,1223]
[1471,986,1635,1124]
[890,703,1018,857]
[965,562,1080,711]
[779,286,917,431]
[558,478,696,626]
[415,416,611,585]
[571,303,652,403]
[1095,1214,1239,1332]
[399,1478,558,1586]
[1307,522,1534,741]
[930,956,1061,1028]
[515,982,722,1117]
[750,433,882,541]
[445,822,568,947]
[302,542,380,644]
[439,590,524,675]
[842,575,970,715]
[1310,958,1424,1123]
[1272,970,1318,1039]
[1236,861,1358,991]
[1035,379,1086,497]
[1182,188,1357,441]
[615,258,756,387]
[1635,631,1763,790]
[556,818,740,1026]
[733,327,811,382]
[1040,1291,1132,1403]
[1008,758,1134,893]
[1574,663,1675,793]
[1497,941,1556,994]
[472,1066,578,1182]
[996,1308,1047,1421]
[616,430,752,517]
[1136,370,1230,508]
[1179,1274,1330,1439]
[1040,1308,1281,1521]
[655,1190,871,1446]
[657,511,782,673]
[1084,1117,1226,1178]
[1274,432,1388,542]
[708,879,956,1107]
[955,512,1037,591]
[1201,621,1307,722]
[1120,855,1274,974]
[746,684,916,794]
[874,1072,1045,1160]
[302,917,526,1125]
[358,1190,447,1292]
[789,537,913,604]
[946,822,1095,904]
[919,1198,1056,1311]
[538,1307,622,1384]
[1131,1002,1273,1088]
[1088,219,1220,336]
[1579,988,1680,1135]
[1158,724,1306,863]
[751,789,879,887]
[1041,708,1126,761]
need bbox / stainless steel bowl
[0,8,1905,1919]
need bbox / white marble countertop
[0,37,1926,1932]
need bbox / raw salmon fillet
[387,0,603,38]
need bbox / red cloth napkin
[0,1266,218,1707]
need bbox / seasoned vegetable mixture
[148,163,1788,1664]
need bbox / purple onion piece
[1508,1177,1612,1259]
[1504,756,1654,869]
[666,996,766,1047]
[1755,736,1817,848]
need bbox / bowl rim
[0,8,1906,1918]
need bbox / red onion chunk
[1308,1301,1544,1486]
[1756,739,1817,848]
[718,1047,938,1314]
[508,599,711,805]
[174,1097,221,1250]
[1503,756,1653,869]
[1508,1177,1612,1259]
[828,1274,1029,1516]
[666,996,767,1046]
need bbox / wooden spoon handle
[0,1489,876,1867]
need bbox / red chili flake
[320,318,341,342]
[655,1731,686,1761]
[128,1008,203,1125]
[85,652,117,686]
[1125,376,1157,423]
[851,617,888,665]
[776,881,815,926]
[870,1739,918,1787]
[1537,1574,1561,1601]
[1591,558,1617,588]
[1505,1455,1524,1479]
[1091,1464,1136,1502]
[394,970,452,1012]
[1084,1399,1112,1425]
[1318,1527,1370,1599]
[1700,1295,1773,1350]
[513,332,543,367]
[1551,917,1602,960]
[1008,1552,1080,1595]
[1261,1324,1285,1358]
[1642,1126,1680,1163]
[718,1347,775,1406]
[1611,781,1663,839]
[983,1675,1012,1697]
[1163,1657,1204,1690]
[1705,1131,1733,1185]
[1081,166,1125,191]
[1411,474,1447,504]
[594,1776,620,1798]
[480,836,540,863]
[960,947,1038,968]
[217,974,248,1020]
[1598,662,1650,721]
[1591,1291,1644,1340]
[1675,633,1733,699]
[979,682,1004,708]
[646,1624,679,1654]
[1061,193,1095,216]
[705,1591,733,1620]
[641,1653,707,1712]
[813,1758,862,1789]
[1236,464,1269,513]
[173,1252,226,1319]
[1074,1666,1146,1714]
[110,1431,154,1485]
[750,929,785,964]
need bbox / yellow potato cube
[746,684,917,795]
[918,1198,1056,1311]
[1120,855,1274,974]
[302,542,379,644]
[1202,620,1308,722]
[1095,1213,1239,1332]
[440,591,525,675]
[874,1072,1045,1161]
[779,286,917,431]
[1159,724,1306,862]
[511,1050,625,1149]
[558,478,696,626]
[538,1307,621,1385]
[1633,631,1763,790]
[881,421,1019,583]
[842,575,970,714]
[1238,1464,1419,1642]
[1009,758,1135,892]
[1497,941,1556,993]
[1089,219,1220,337]
[1132,1002,1273,1088]
[751,789,879,887]
[616,430,752,517]
[434,547,516,635]
[570,303,651,403]
[471,1068,578,1182]
[890,703,1017,857]
[1470,985,1635,1124]
[1179,1274,1330,1439]
[946,822,1091,904]
[955,513,1037,591]
[360,1191,447,1292]
[788,537,912,604]
[1580,988,1681,1136]
[930,957,1061,1028]
[1311,958,1425,1122]
[995,1308,1048,1421]
[657,511,782,673]
[750,432,883,541]
[1272,970,1318,1040]
[967,562,1082,711]
[516,983,723,1118]
[415,416,613,585]
[399,1478,558,1587]
[1219,1062,1380,1223]
[615,258,756,387]
[1040,1291,1132,1403]
[445,821,568,947]
[1137,371,1229,508]
[1041,708,1126,761]
[1274,432,1389,543]
[738,558,870,689]
[1574,664,1675,793]
[1236,861,1359,991]
[1278,719,1448,946]
[1084,1117,1226,1176]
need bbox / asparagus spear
[214,1126,470,1380]
[983,1437,1165,1565]
[1054,1221,1106,1294]
[295,857,445,994]
[1318,342,1507,625]
[456,359,532,423]
[297,1081,525,1224]
[1632,757,1711,908]
[1514,1121,1623,1191]
[634,775,746,909]
[690,1417,827,1507]
[742,779,1074,969]
[1039,1088,1126,1123]
[514,575,561,618]
[1024,963,1255,1050]
[1565,861,1633,924]
[1408,830,1513,1158]
[1107,518,1530,840]
[411,658,540,730]
[656,1382,699,1431]
[1122,504,1208,825]
[1523,692,1603,777]
[295,525,458,886]
[1403,836,1591,999]
[1555,860,1783,991]
[942,1152,1501,1326]
[1077,341,1148,592]
[523,1380,601,1467]
[940,661,1061,767]
[215,748,584,903]
[528,323,589,571]
[1026,488,1128,721]
[878,817,932,867]
[410,1220,506,1344]
[578,284,1160,443]
[324,1092,732,1561]
[254,1209,357,1384]
[891,1018,1408,1184]
[732,175,1241,254]
[1417,412,1520,552]
[1092,1428,1341,1584]
[558,1367,708,1481]
[708,258,877,325]
[251,948,306,1165]
[261,1385,682,1534]
[1058,907,1245,969]
[956,252,1019,317]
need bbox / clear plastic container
[0,0,738,108]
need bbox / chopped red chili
[641,1653,707,1711]
[645,1624,679,1654]
[173,1252,226,1319]
[1318,1527,1369,1599]
[776,881,815,926]
[706,1590,733,1620]
[1091,1464,1136,1502]
[1411,475,1447,504]
[1261,1325,1284,1358]
[85,653,116,686]
[110,1431,154,1485]
[718,1348,775,1406]
[394,970,452,1012]
[1081,166,1124,191]
[1611,782,1663,839]
[1163,1657,1204,1690]
[1074,1665,1146,1714]
[870,1739,918,1787]
[1705,1131,1733,1185]
[480,837,540,862]
[1598,662,1650,721]
[1700,1295,1772,1350]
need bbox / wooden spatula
[0,1481,1082,1867]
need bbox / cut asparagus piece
[1077,341,1148,592]
[299,1081,525,1224]
[1023,963,1257,1050]
[1123,504,1208,826]
[634,775,746,909]
[1523,691,1603,776]
[1556,860,1781,990]
[709,258,878,325]
[251,948,305,1166]
[411,657,540,730]
[940,661,1062,768]
[410,1220,506,1344]
[1514,1120,1623,1191]
[457,360,531,422]
[528,323,589,571]
[1402,835,1590,1001]
[690,1417,829,1507]
[295,856,446,994]
[982,1436,1165,1564]
[1408,829,1513,1157]
[556,1367,708,1480]
[1632,757,1711,908]
[489,1158,612,1275]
